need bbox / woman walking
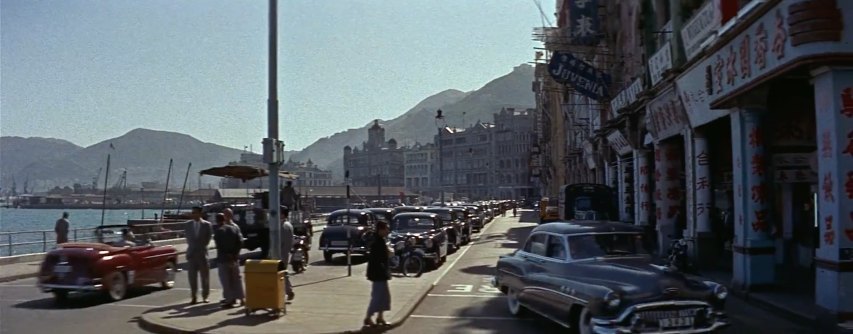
[364,220,392,328]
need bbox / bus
[558,183,619,221]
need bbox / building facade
[537,0,853,326]
[343,120,405,188]
[435,107,538,201]
[403,143,436,196]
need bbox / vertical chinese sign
[694,135,713,233]
[569,0,600,46]
[814,70,853,264]
[635,150,651,226]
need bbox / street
[390,213,816,334]
[0,213,816,334]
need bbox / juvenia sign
[548,51,612,102]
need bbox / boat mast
[100,155,111,226]
[159,159,173,221]
[176,162,191,214]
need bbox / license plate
[659,317,694,328]
[53,265,71,273]
[292,251,303,261]
[330,241,348,246]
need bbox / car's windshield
[372,212,391,223]
[392,217,435,232]
[328,214,367,226]
[424,210,452,221]
[567,233,649,259]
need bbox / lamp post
[435,109,446,205]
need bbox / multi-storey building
[493,108,537,199]
[343,120,405,188]
[536,0,853,326]
[403,143,436,196]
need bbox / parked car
[424,207,471,249]
[37,225,179,303]
[393,206,427,215]
[366,207,395,225]
[453,206,484,232]
[389,212,448,268]
[492,221,729,333]
[319,209,377,263]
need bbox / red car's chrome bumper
[38,277,103,292]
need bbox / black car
[424,207,471,249]
[319,209,377,263]
[451,206,484,232]
[389,212,448,268]
[365,208,395,225]
[393,206,427,215]
[492,221,729,333]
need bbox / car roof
[366,208,394,212]
[393,212,438,219]
[531,221,644,235]
[424,207,453,211]
[329,209,371,216]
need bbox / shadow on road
[517,210,539,223]
[458,264,496,276]
[309,254,368,267]
[142,302,280,332]
[13,286,165,310]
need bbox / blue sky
[1,0,552,151]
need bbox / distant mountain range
[0,64,534,192]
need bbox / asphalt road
[0,225,330,334]
[390,213,815,334]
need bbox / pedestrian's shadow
[156,302,225,319]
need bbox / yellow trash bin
[243,259,286,316]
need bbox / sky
[1,0,552,151]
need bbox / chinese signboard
[772,153,817,183]
[609,78,644,116]
[681,0,722,61]
[606,130,633,156]
[548,51,612,101]
[646,87,689,141]
[676,0,853,110]
[569,0,600,46]
[648,42,673,86]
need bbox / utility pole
[264,0,283,260]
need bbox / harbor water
[0,208,169,256]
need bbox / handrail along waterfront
[1,221,188,257]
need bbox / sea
[0,208,164,256]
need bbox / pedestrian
[280,216,296,301]
[54,212,70,245]
[215,210,245,308]
[363,220,392,328]
[281,181,298,219]
[184,206,212,304]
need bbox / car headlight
[394,241,406,251]
[714,284,728,300]
[604,291,621,308]
[425,239,434,248]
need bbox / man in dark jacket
[214,210,244,307]
[364,221,392,327]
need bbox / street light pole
[435,109,446,205]
[265,0,282,260]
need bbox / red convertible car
[37,225,179,302]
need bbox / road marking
[426,294,503,298]
[432,218,500,286]
[409,315,529,321]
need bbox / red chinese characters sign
[647,88,688,140]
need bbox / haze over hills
[290,64,535,178]
[0,64,535,191]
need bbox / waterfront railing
[0,221,187,257]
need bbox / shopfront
[646,86,690,254]
[672,0,853,322]
[606,129,635,223]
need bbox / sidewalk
[139,267,435,334]
[137,216,516,334]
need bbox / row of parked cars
[318,202,511,269]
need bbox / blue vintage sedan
[492,221,729,334]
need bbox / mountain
[0,137,83,186]
[290,64,535,177]
[1,129,246,191]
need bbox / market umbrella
[200,165,299,181]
